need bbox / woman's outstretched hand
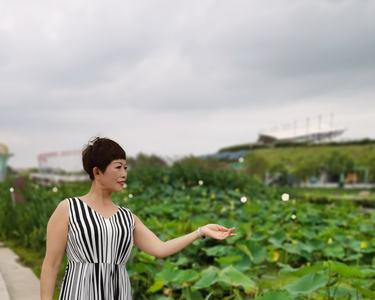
[200,224,236,240]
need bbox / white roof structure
[258,123,346,143]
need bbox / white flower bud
[281,193,290,202]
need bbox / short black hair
[82,137,126,180]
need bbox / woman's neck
[83,181,113,205]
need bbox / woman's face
[95,159,127,192]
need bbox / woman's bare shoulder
[58,198,69,210]
[49,198,69,223]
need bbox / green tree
[368,153,375,182]
[293,156,322,183]
[243,152,269,180]
[128,153,167,169]
[322,151,354,182]
[269,162,290,186]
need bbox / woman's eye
[117,166,127,170]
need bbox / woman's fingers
[217,225,235,231]
[207,225,236,239]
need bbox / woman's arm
[40,199,69,300]
[133,214,236,259]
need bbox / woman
[40,137,236,300]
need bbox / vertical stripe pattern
[58,197,135,300]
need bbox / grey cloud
[1,0,375,113]
[1,0,375,167]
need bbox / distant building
[37,150,83,172]
[200,115,347,164]
[30,149,89,184]
[0,143,13,182]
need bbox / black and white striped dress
[58,197,135,300]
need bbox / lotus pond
[0,167,374,299]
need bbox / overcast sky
[1,0,375,168]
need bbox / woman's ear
[93,166,101,177]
